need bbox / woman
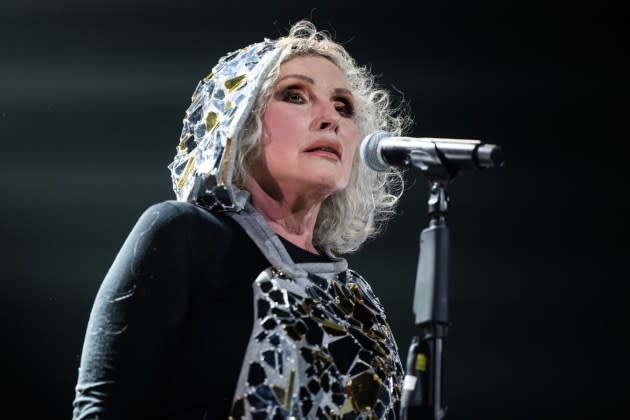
[73,20,410,419]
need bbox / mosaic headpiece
[168,38,283,211]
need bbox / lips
[304,140,342,160]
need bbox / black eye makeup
[275,80,356,118]
[334,97,355,118]
[278,86,307,104]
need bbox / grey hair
[234,20,411,254]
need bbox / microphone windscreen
[360,131,391,172]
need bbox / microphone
[360,131,504,175]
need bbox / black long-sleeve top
[72,200,331,419]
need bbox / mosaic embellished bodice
[229,266,404,419]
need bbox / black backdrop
[1,1,626,418]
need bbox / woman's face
[251,54,360,200]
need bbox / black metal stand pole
[392,134,503,419]
[400,180,450,420]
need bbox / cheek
[343,126,360,165]
[262,103,307,147]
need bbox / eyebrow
[276,74,354,98]
[277,74,315,84]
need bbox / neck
[243,176,324,255]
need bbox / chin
[307,175,349,195]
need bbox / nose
[311,101,341,133]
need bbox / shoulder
[140,200,221,223]
[136,200,232,234]
[131,200,241,253]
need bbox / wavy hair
[234,20,411,254]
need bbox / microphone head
[360,130,392,172]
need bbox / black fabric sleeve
[72,201,212,419]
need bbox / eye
[335,98,355,118]
[280,88,307,104]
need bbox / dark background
[1,0,626,418]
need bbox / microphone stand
[400,171,451,420]
[375,135,503,419]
